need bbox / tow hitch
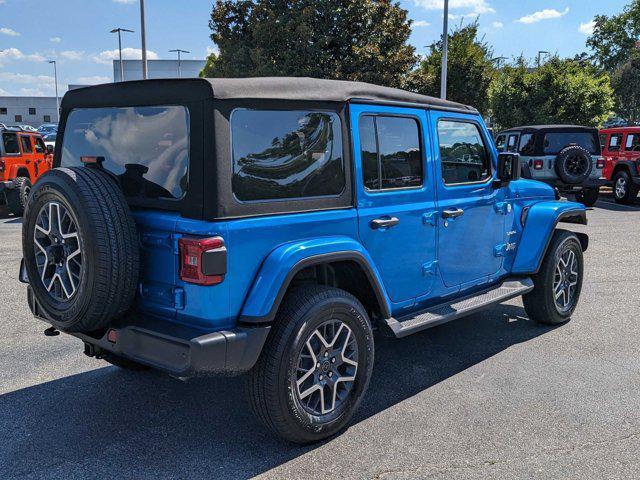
[83,342,106,359]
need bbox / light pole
[169,49,189,78]
[48,60,59,122]
[110,27,134,82]
[537,50,550,68]
[140,0,148,79]
[440,0,449,99]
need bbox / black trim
[533,209,588,273]
[239,251,391,325]
[201,246,227,276]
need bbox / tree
[611,54,640,123]
[406,20,495,113]
[587,0,640,71]
[489,56,614,130]
[201,0,416,88]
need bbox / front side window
[34,137,46,153]
[495,135,506,152]
[438,120,491,185]
[359,115,422,191]
[506,134,519,152]
[608,133,623,152]
[2,133,20,154]
[20,135,33,153]
[60,106,190,200]
[543,131,599,154]
[231,109,344,201]
[518,133,535,155]
[625,134,640,151]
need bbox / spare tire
[554,145,592,184]
[22,167,139,333]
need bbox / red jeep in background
[0,125,53,216]
[601,126,640,204]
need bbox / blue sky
[0,0,630,97]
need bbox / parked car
[495,125,606,206]
[1,125,53,215]
[37,123,58,135]
[20,78,588,444]
[42,132,57,149]
[600,126,640,204]
[10,124,38,133]
[602,117,629,129]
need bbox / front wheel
[523,230,583,325]
[574,187,599,207]
[247,285,374,444]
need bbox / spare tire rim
[553,249,579,313]
[33,201,82,302]
[294,319,359,416]
[565,153,588,176]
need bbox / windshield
[60,106,190,200]
[542,131,599,155]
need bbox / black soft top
[61,77,476,113]
[499,125,598,135]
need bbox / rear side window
[506,134,519,152]
[231,109,344,201]
[359,115,422,191]
[625,134,640,151]
[495,135,506,152]
[2,133,20,154]
[60,106,190,199]
[518,133,535,155]
[543,132,599,155]
[608,133,623,152]
[437,120,491,185]
[20,136,33,153]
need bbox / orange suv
[0,125,53,216]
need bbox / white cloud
[413,20,431,27]
[0,72,56,97]
[492,21,503,28]
[92,47,158,64]
[518,7,569,24]
[579,20,595,35]
[75,75,110,85]
[60,50,84,60]
[414,0,495,14]
[0,48,46,63]
[0,27,20,36]
[18,88,48,96]
[205,45,219,57]
[50,36,61,43]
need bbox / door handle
[442,208,464,219]
[370,216,400,230]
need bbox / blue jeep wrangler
[20,78,588,444]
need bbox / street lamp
[110,27,134,82]
[440,0,449,100]
[140,0,148,79]
[48,60,59,123]
[169,49,190,78]
[537,50,550,67]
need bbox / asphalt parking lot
[1,194,639,480]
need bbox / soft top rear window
[60,106,189,199]
[542,131,599,155]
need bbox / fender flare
[239,237,391,325]
[512,201,587,275]
[611,160,638,179]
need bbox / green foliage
[611,54,640,123]
[201,0,416,88]
[587,0,640,71]
[406,20,495,113]
[489,56,614,130]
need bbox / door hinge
[422,261,438,276]
[422,211,438,227]
[494,202,512,215]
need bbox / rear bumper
[0,180,13,193]
[26,285,270,377]
[545,178,608,191]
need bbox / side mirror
[496,152,520,186]
[46,144,54,154]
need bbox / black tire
[6,176,32,216]
[103,354,150,371]
[22,167,139,333]
[555,145,593,184]
[612,170,638,204]
[523,230,583,325]
[247,285,374,444]
[574,187,599,207]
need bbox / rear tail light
[596,157,605,169]
[533,160,544,170]
[178,236,227,285]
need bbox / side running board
[385,278,534,338]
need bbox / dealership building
[0,59,206,128]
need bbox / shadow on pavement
[0,304,555,479]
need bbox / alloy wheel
[553,248,579,312]
[615,177,627,199]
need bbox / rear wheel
[6,177,32,216]
[574,187,599,207]
[613,171,638,204]
[523,230,583,325]
[247,285,374,444]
